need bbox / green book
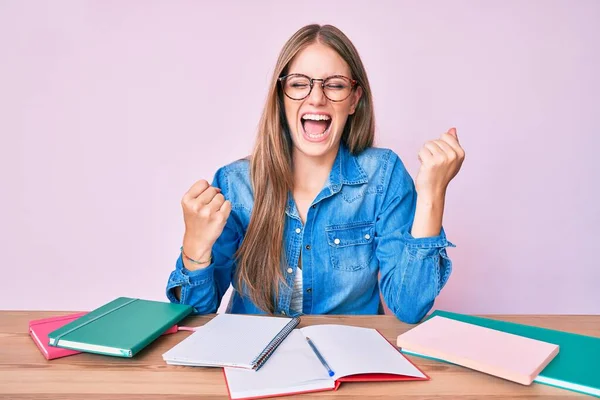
[401,310,600,398]
[48,297,194,358]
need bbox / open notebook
[224,324,428,400]
[162,314,300,370]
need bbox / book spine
[252,317,300,370]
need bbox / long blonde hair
[235,24,375,313]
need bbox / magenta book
[29,312,88,360]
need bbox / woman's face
[282,42,362,161]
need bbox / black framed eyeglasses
[278,73,358,102]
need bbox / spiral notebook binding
[251,317,301,370]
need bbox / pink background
[1,1,598,314]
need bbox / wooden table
[1,312,598,399]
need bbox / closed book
[48,297,193,357]
[396,316,559,385]
[29,312,88,360]
[401,310,600,398]
[30,312,180,360]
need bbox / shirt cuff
[402,227,456,258]
[403,226,455,247]
[175,253,215,286]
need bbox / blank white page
[300,324,426,379]
[162,314,295,368]
[224,329,334,399]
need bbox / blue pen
[305,337,335,377]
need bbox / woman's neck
[292,146,339,194]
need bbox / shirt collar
[328,143,369,190]
[285,143,369,219]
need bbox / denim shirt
[166,144,455,323]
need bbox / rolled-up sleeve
[376,153,455,323]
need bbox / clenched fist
[416,127,465,199]
[181,179,232,268]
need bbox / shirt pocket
[325,221,375,271]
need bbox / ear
[349,86,363,115]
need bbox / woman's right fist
[181,179,232,260]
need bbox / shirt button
[334,238,340,245]
[364,234,371,240]
[287,267,293,274]
[305,244,311,250]
[280,310,286,315]
[295,228,301,234]
[311,205,316,209]
[306,288,312,293]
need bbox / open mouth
[301,113,332,141]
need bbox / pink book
[29,312,88,360]
[29,313,179,360]
[396,316,560,385]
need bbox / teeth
[302,114,331,121]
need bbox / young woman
[166,24,465,323]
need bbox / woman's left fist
[415,127,465,199]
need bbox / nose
[307,81,327,106]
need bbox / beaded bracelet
[180,246,212,265]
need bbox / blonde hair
[235,24,375,313]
